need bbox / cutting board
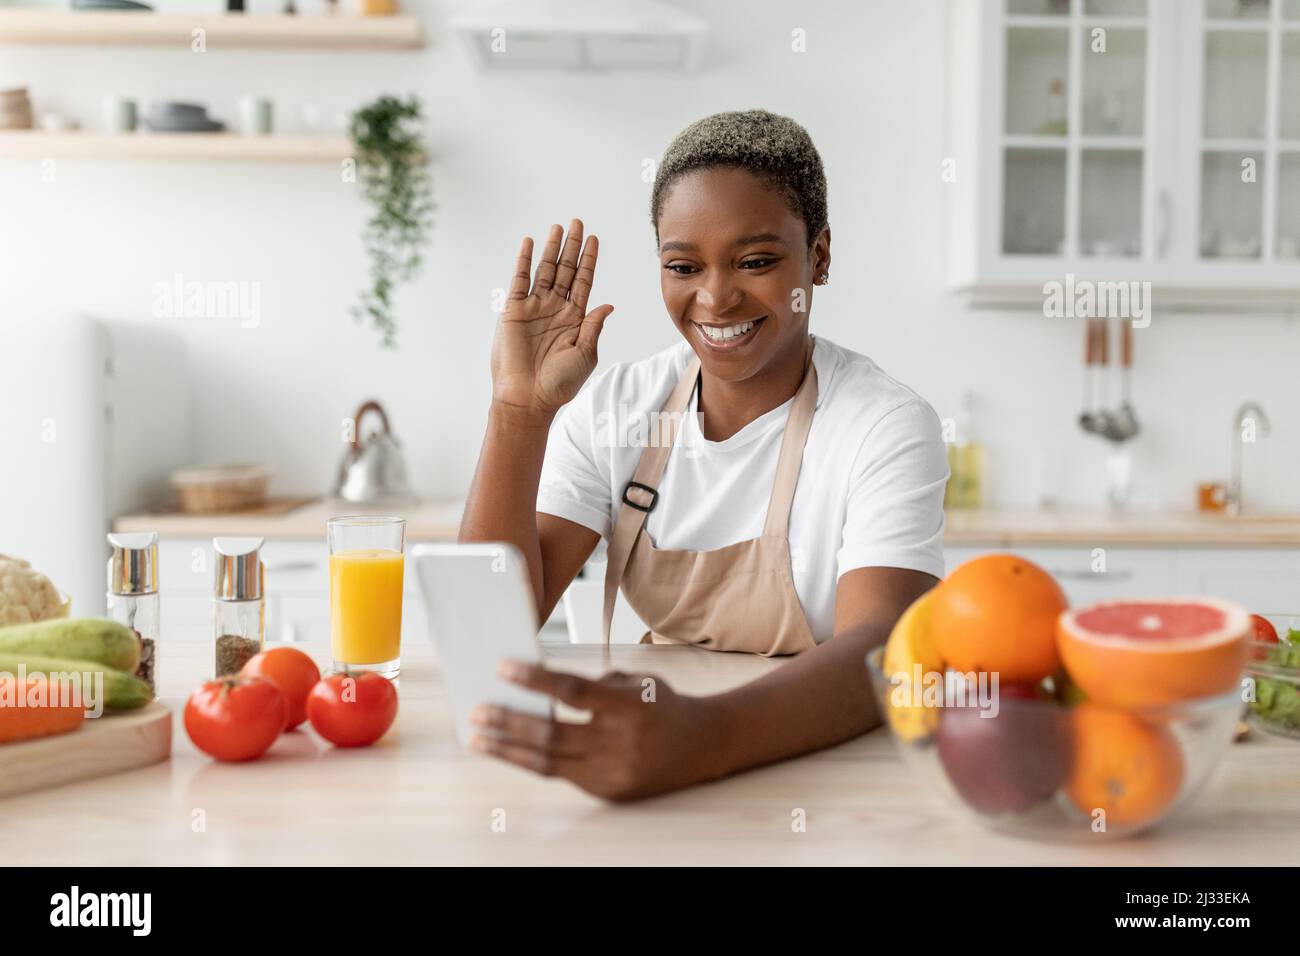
[0,702,172,798]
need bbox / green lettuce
[1248,629,1300,733]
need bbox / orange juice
[329,549,404,666]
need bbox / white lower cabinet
[945,545,1299,612]
[1171,549,1300,615]
[152,535,1299,645]
[945,546,1176,605]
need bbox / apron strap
[602,355,701,645]
[762,358,819,538]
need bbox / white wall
[4,0,1298,514]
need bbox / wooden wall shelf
[0,10,423,51]
[0,131,354,163]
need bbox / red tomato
[1251,614,1279,643]
[184,677,287,762]
[242,646,321,731]
[307,672,398,748]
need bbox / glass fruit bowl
[1245,614,1300,740]
[865,646,1243,842]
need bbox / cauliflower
[0,555,69,626]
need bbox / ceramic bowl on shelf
[142,101,226,133]
[72,0,155,10]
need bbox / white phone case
[411,543,551,747]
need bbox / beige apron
[601,348,819,657]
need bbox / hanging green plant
[349,94,434,349]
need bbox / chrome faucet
[1227,401,1271,516]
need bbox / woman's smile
[692,315,767,351]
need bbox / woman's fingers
[552,219,584,298]
[498,660,622,710]
[508,235,534,302]
[470,704,592,755]
[530,223,565,293]
[569,234,599,311]
[470,734,583,779]
[577,304,614,356]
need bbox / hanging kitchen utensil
[1078,318,1098,433]
[334,400,413,503]
[1079,317,1114,437]
[1110,317,1140,441]
[1078,316,1140,510]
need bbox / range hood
[451,0,708,71]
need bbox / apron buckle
[621,481,659,514]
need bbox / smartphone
[410,542,551,747]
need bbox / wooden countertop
[945,508,1300,547]
[115,497,1300,548]
[1,641,1294,865]
[113,497,464,541]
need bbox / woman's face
[657,166,830,384]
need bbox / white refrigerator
[1,314,192,617]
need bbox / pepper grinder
[106,532,159,694]
[213,537,266,678]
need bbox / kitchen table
[2,641,1295,866]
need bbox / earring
[816,272,829,286]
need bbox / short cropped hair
[650,109,828,247]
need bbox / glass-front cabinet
[1199,0,1300,263]
[948,0,1300,302]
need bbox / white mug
[102,96,137,133]
[238,96,274,135]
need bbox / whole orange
[1064,705,1184,829]
[929,554,1066,683]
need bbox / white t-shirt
[536,336,948,643]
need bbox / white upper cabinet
[948,0,1300,305]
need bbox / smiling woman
[458,109,949,801]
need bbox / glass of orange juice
[328,516,405,679]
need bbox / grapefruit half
[1057,597,1251,709]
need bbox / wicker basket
[170,464,271,514]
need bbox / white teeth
[698,319,757,342]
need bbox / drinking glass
[327,516,405,679]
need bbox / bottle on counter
[107,532,160,694]
[213,537,265,678]
[945,390,984,511]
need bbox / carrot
[0,675,85,744]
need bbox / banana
[881,589,945,743]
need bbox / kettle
[334,400,413,503]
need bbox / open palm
[491,219,615,417]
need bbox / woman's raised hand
[491,219,614,421]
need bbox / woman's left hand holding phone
[471,661,718,802]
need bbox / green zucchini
[0,652,152,710]
[0,618,141,673]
